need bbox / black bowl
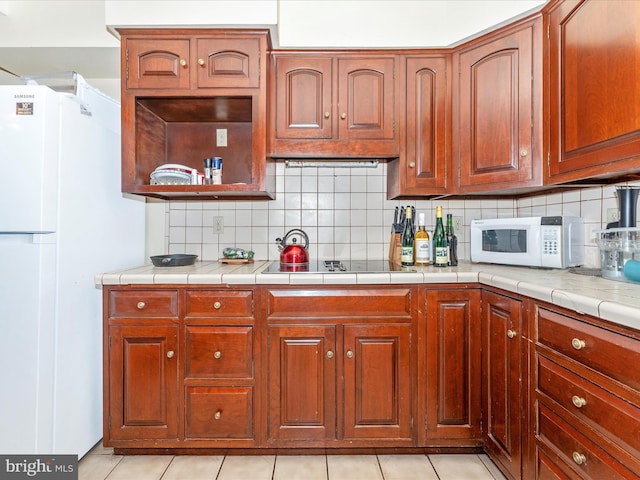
[150,254,198,267]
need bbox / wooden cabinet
[482,290,526,480]
[270,53,398,157]
[423,289,481,444]
[118,29,274,200]
[105,290,180,442]
[546,0,640,184]
[534,304,640,479]
[453,16,542,194]
[104,286,257,450]
[265,287,415,446]
[387,54,450,198]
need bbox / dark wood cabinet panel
[267,325,337,442]
[107,325,179,441]
[546,0,640,183]
[274,56,333,140]
[185,386,254,439]
[125,38,190,90]
[196,37,261,88]
[482,291,524,480]
[454,18,542,193]
[424,289,481,442]
[271,53,398,157]
[387,54,449,198]
[342,324,412,440]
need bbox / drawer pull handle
[166,350,175,359]
[326,350,334,359]
[572,395,587,408]
[341,112,347,120]
[346,350,354,359]
[571,338,586,350]
[179,59,187,67]
[198,58,205,66]
[214,411,222,420]
[507,330,517,339]
[572,452,587,465]
[324,111,330,118]
[213,301,221,310]
[136,301,145,310]
[214,351,222,359]
[409,162,416,168]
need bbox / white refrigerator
[0,77,145,457]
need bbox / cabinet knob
[340,113,347,120]
[214,351,222,359]
[571,395,587,408]
[572,452,587,465]
[136,301,145,310]
[213,301,221,310]
[346,350,354,359]
[166,350,175,359]
[324,111,330,118]
[198,58,205,66]
[326,350,334,359]
[179,59,187,67]
[519,148,528,157]
[507,330,517,339]
[409,162,416,168]
[571,338,586,350]
[214,410,222,420]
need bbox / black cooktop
[264,260,416,273]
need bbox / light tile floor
[80,443,507,480]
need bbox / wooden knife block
[388,232,402,265]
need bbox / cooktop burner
[263,260,416,273]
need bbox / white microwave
[470,216,584,268]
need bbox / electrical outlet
[213,216,224,234]
[453,216,463,232]
[607,208,620,223]
[216,129,227,147]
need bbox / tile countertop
[96,260,640,332]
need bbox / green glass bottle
[434,206,448,267]
[401,206,415,266]
[446,213,458,266]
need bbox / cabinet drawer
[108,290,178,318]
[538,356,640,465]
[185,387,253,439]
[185,326,253,379]
[186,290,253,317]
[267,288,412,319]
[537,307,640,392]
[538,403,635,479]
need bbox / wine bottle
[446,213,458,266]
[401,206,415,266]
[414,213,430,266]
[434,206,448,267]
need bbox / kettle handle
[283,229,309,249]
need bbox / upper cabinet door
[274,56,333,139]
[338,58,396,140]
[126,38,191,90]
[547,0,640,183]
[196,37,262,88]
[455,19,541,193]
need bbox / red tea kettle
[276,229,309,266]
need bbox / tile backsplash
[163,161,638,269]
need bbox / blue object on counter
[623,258,640,283]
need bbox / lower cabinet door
[108,325,179,441]
[267,325,337,441]
[342,324,412,440]
[185,386,253,440]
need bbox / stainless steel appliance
[470,216,583,268]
